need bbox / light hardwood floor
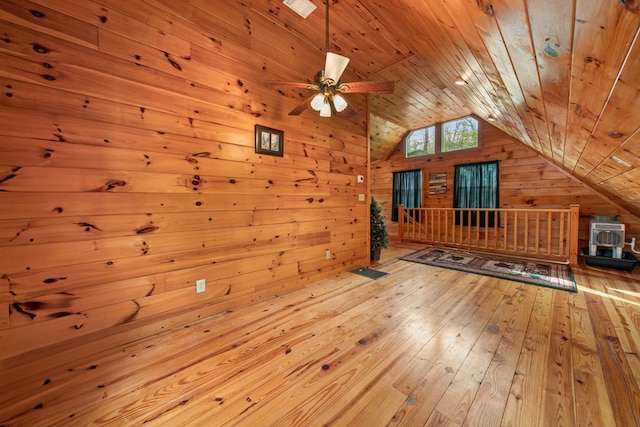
[2,242,640,426]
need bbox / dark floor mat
[350,267,389,280]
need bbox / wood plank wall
[0,0,370,358]
[372,121,640,245]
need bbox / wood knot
[585,56,603,68]
[487,324,499,334]
[135,225,159,234]
[102,180,126,191]
[620,0,640,13]
[31,43,49,53]
[476,0,494,16]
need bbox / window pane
[406,126,435,157]
[442,116,478,152]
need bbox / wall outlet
[326,250,331,259]
[196,279,206,293]
[358,193,365,202]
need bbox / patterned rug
[400,246,576,292]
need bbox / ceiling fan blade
[341,103,359,117]
[338,81,395,94]
[288,94,317,115]
[324,52,350,83]
[265,81,320,90]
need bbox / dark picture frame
[255,125,284,157]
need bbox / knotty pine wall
[372,122,640,245]
[0,1,370,358]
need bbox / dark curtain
[454,161,498,226]
[392,169,422,222]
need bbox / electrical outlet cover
[196,279,206,293]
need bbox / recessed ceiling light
[612,156,631,168]
[455,77,467,86]
[608,131,624,138]
[283,0,317,18]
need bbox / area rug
[400,246,576,292]
[350,267,389,280]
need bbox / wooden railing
[398,205,580,265]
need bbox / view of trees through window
[442,116,478,152]
[406,125,435,157]
[406,116,479,157]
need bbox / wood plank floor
[2,242,640,426]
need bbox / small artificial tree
[370,196,389,260]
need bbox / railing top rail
[401,207,573,213]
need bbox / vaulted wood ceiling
[255,0,640,218]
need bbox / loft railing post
[398,204,404,243]
[569,204,580,266]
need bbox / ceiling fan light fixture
[324,52,350,84]
[266,0,393,118]
[332,93,348,112]
[320,99,332,117]
[310,93,325,111]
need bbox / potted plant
[370,196,389,261]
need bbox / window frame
[405,115,481,159]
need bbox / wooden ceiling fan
[265,0,394,117]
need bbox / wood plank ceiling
[255,0,640,218]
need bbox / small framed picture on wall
[255,125,284,157]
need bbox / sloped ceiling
[255,0,640,218]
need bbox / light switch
[358,194,365,202]
[357,175,364,183]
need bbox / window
[406,115,479,158]
[454,161,498,226]
[442,116,478,152]
[392,169,422,222]
[406,126,435,157]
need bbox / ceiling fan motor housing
[589,215,625,259]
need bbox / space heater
[589,216,625,259]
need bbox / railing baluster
[513,211,518,252]
[535,211,540,255]
[466,210,471,248]
[430,211,436,240]
[547,212,552,256]
[524,211,529,255]
[398,204,404,243]
[503,212,508,251]
[495,211,499,250]
[559,211,565,257]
